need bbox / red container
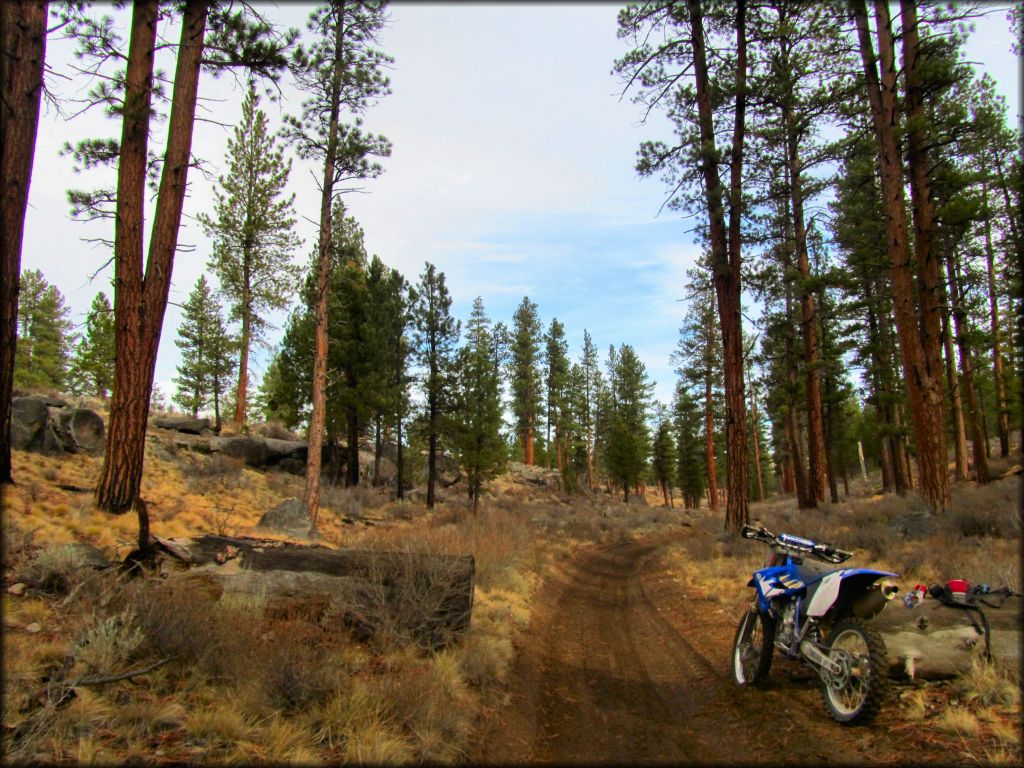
[946,578,970,603]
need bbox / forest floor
[473,462,1022,766]
[472,530,1014,765]
[2,422,1021,764]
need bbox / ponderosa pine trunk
[898,0,950,506]
[395,413,404,499]
[303,7,346,524]
[748,374,765,502]
[947,248,990,483]
[704,314,719,512]
[0,0,48,485]
[687,0,749,530]
[346,399,359,488]
[234,274,251,428]
[96,0,209,520]
[981,178,1010,457]
[783,83,828,506]
[852,0,949,511]
[941,277,969,481]
[784,247,812,508]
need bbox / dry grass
[2,438,556,764]
[4,435,1020,764]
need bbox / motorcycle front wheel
[731,606,775,687]
[820,618,888,725]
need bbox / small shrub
[260,632,333,713]
[457,630,512,689]
[75,609,144,674]
[955,657,1020,710]
[842,521,889,559]
[943,502,1018,540]
[936,705,982,738]
[28,543,91,595]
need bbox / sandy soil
[473,530,958,765]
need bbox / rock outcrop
[155,415,211,435]
[256,497,318,539]
[11,396,104,455]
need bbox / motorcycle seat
[793,557,835,584]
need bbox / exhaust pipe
[852,581,898,620]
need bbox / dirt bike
[732,524,899,724]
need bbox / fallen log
[874,595,1021,680]
[153,534,475,650]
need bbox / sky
[21,2,1021,411]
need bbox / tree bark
[981,178,1010,458]
[783,94,828,505]
[784,255,812,508]
[426,382,437,508]
[234,275,251,428]
[395,412,404,500]
[853,0,949,511]
[947,248,990,483]
[898,0,949,505]
[748,361,765,502]
[304,5,347,523]
[346,403,359,488]
[0,0,48,485]
[687,0,749,529]
[96,0,209,519]
[941,279,969,481]
[704,312,719,512]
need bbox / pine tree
[673,381,705,509]
[651,405,676,508]
[198,82,302,429]
[172,276,235,431]
[1,1,49,484]
[605,344,653,502]
[509,297,543,466]
[14,269,72,391]
[579,329,599,488]
[69,291,115,399]
[616,0,751,529]
[61,2,293,522]
[282,0,392,520]
[544,318,570,472]
[366,255,412,492]
[412,262,459,509]
[453,297,505,512]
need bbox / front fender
[804,569,897,618]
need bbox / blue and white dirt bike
[732,524,899,724]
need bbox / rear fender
[804,569,897,618]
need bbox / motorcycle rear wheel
[820,618,888,725]
[732,606,775,687]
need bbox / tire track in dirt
[473,531,950,765]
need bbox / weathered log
[874,595,1021,679]
[153,534,475,650]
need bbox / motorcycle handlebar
[740,524,851,564]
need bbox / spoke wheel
[820,619,888,725]
[732,606,775,687]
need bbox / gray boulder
[11,396,50,450]
[155,415,211,434]
[257,497,317,538]
[57,408,105,452]
[12,397,105,455]
[211,436,269,467]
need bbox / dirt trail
[474,532,950,765]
